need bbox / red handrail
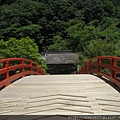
[0,58,45,90]
[78,56,120,87]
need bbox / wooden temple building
[44,50,78,74]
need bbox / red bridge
[0,57,120,117]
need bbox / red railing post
[97,58,102,77]
[29,60,32,73]
[39,67,45,75]
[97,58,101,72]
[83,65,85,74]
[84,63,87,73]
[20,59,24,77]
[89,60,92,73]
[78,56,120,87]
[80,67,83,74]
[0,58,46,90]
[110,57,116,80]
[40,67,43,74]
[3,60,9,80]
[36,64,39,75]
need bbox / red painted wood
[78,56,120,87]
[0,58,45,90]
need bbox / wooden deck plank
[0,74,120,115]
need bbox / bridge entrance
[47,64,77,74]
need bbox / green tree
[78,40,116,66]
[75,0,104,23]
[85,40,116,57]
[48,35,67,50]
[0,37,46,70]
[0,0,44,40]
[66,20,100,52]
[0,0,120,54]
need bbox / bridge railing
[78,56,120,87]
[0,58,45,90]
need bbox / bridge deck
[0,74,120,115]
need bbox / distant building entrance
[45,50,78,74]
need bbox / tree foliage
[0,37,46,70]
[0,0,120,67]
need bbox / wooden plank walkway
[0,74,120,115]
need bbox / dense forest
[0,0,120,66]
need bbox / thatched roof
[45,50,78,65]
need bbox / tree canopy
[0,0,120,67]
[0,37,46,70]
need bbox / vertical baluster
[97,58,101,73]
[29,60,32,74]
[4,60,9,80]
[36,64,39,75]
[89,60,92,73]
[111,57,116,80]
[97,58,102,77]
[21,58,24,77]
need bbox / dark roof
[45,50,78,64]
